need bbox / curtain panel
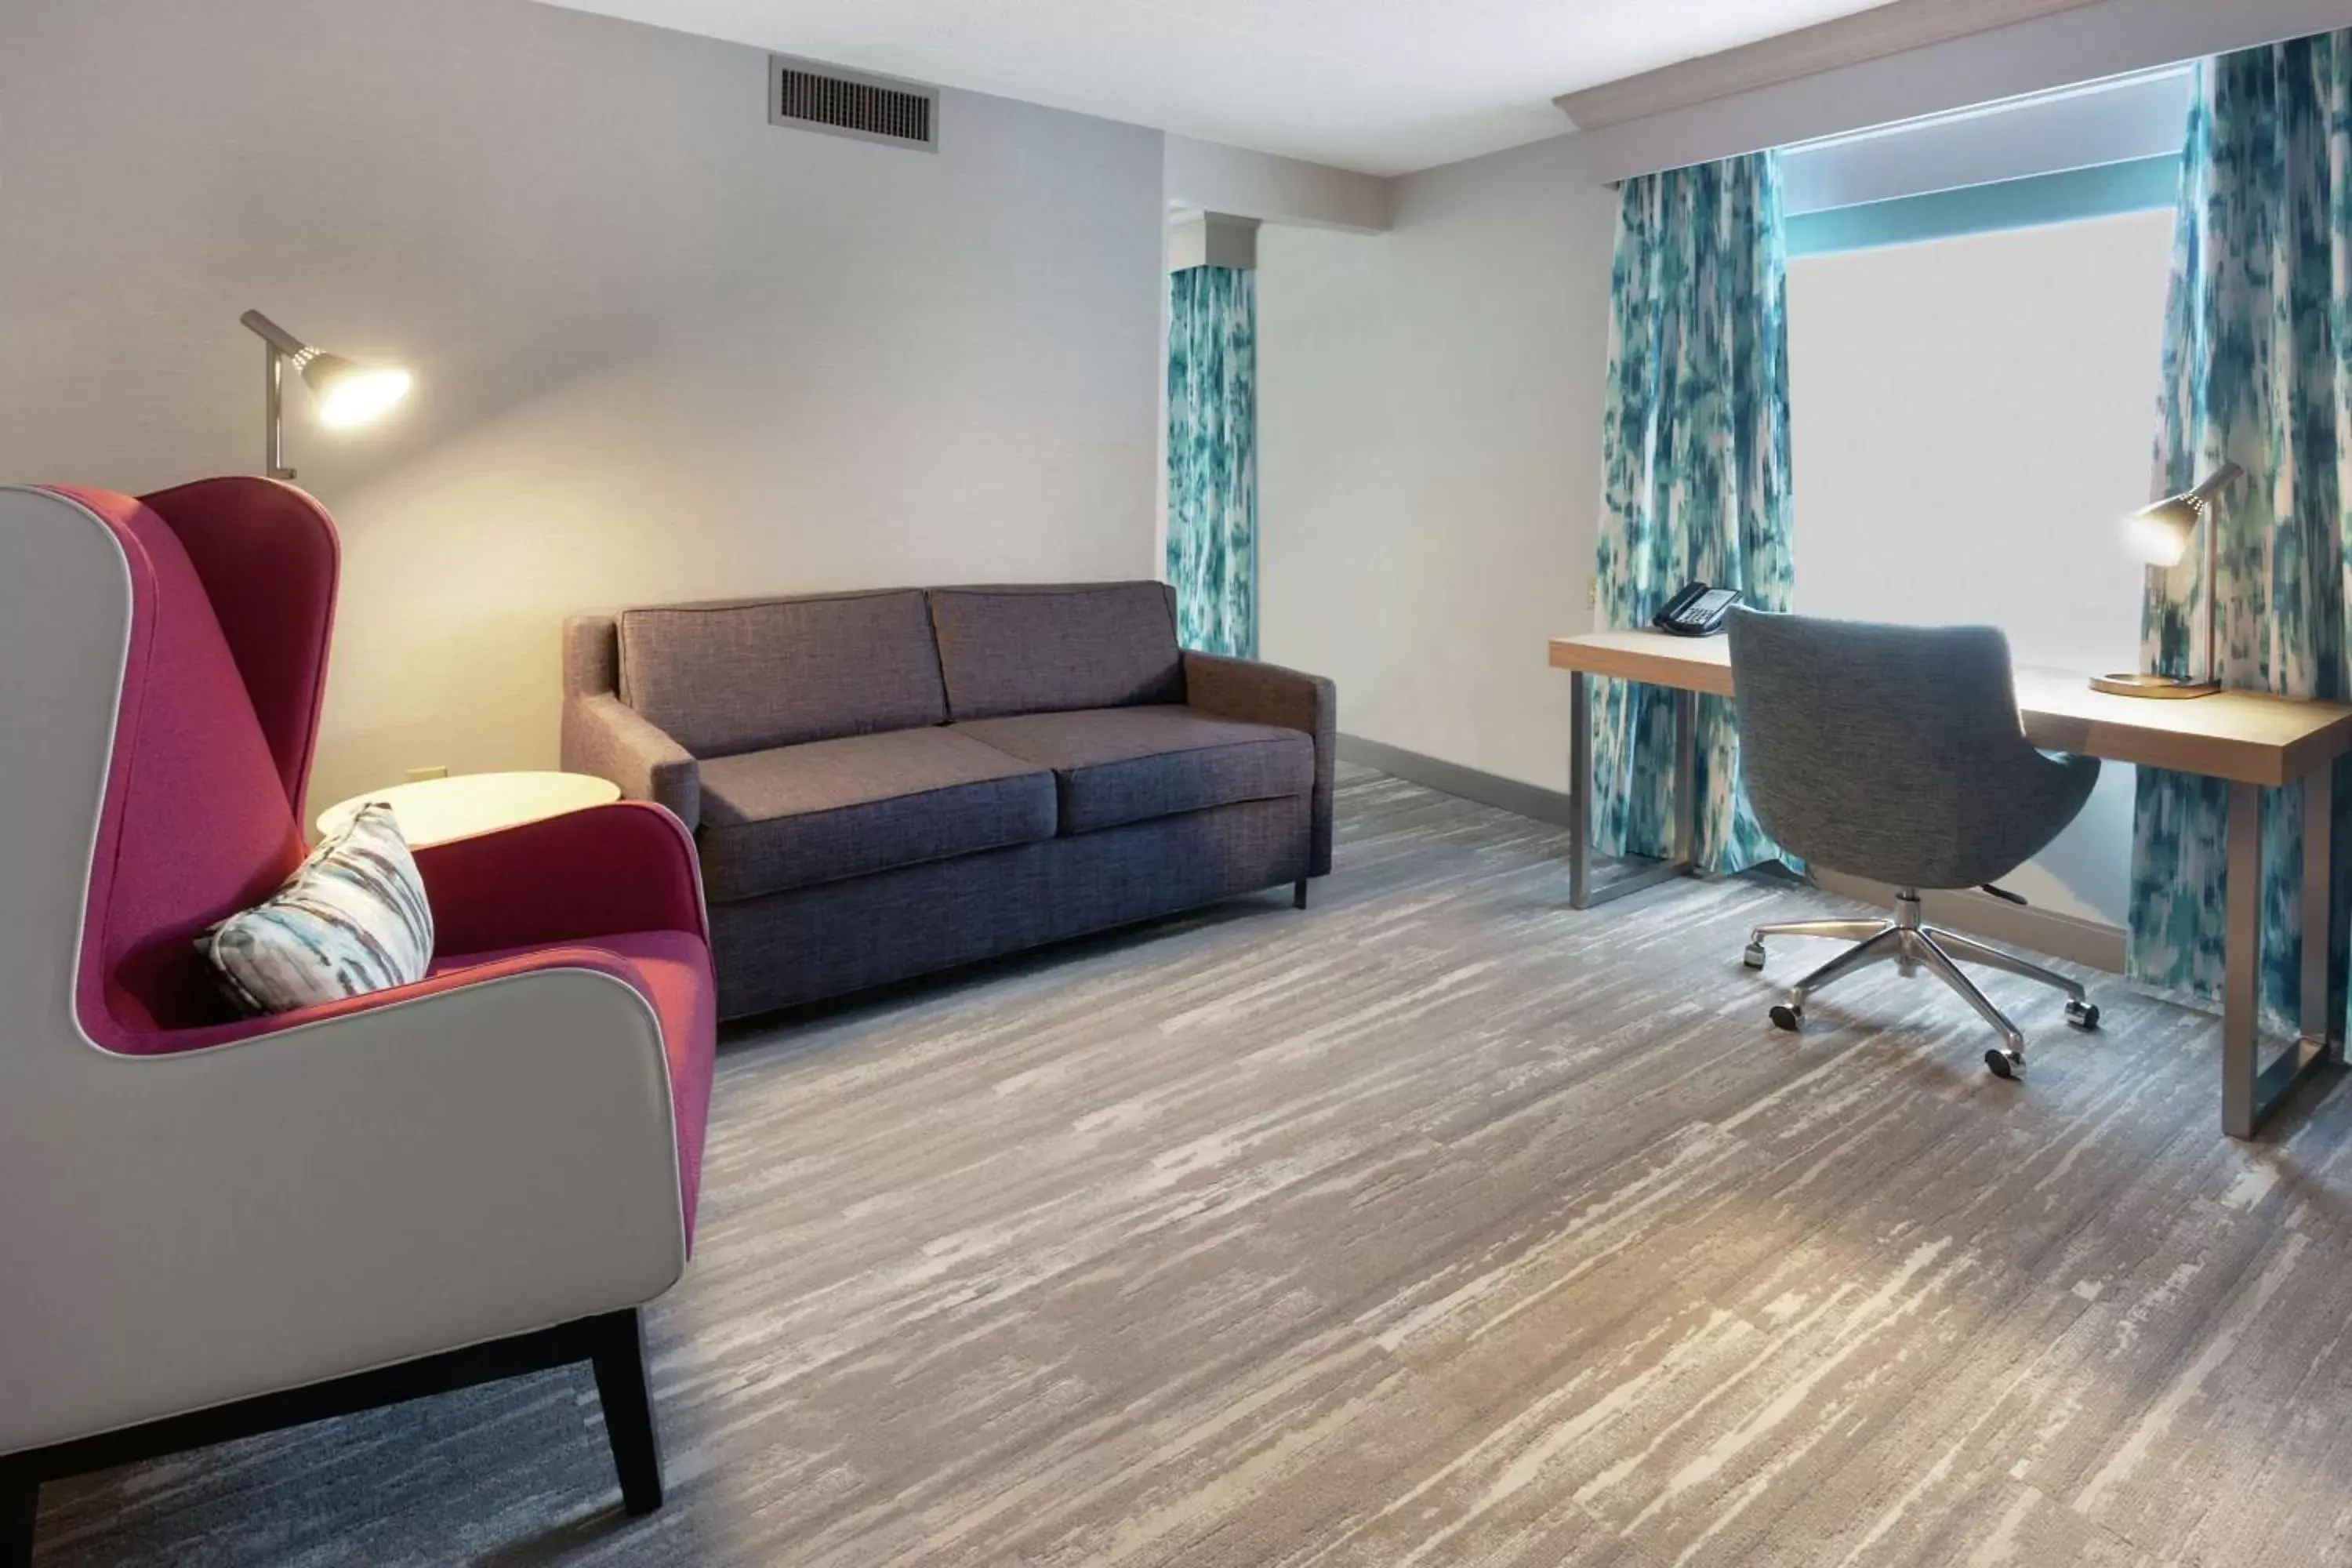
[1167,264,1258,659]
[1592,152,1795,874]
[2129,32,2352,1033]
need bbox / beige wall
[1257,135,1620,792]
[0,0,1165,808]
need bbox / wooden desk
[1549,628,2352,1138]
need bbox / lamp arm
[263,340,292,482]
[239,309,310,358]
[2188,460,2245,508]
[242,310,307,481]
[2201,496,2219,688]
[2190,462,2241,688]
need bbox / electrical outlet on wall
[405,766,448,782]
[1586,575,1597,609]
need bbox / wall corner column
[1168,212,1261,273]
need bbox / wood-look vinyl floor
[32,767,2352,1566]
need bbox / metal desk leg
[1671,687,1697,869]
[2223,781,2263,1137]
[2303,764,2337,1067]
[2222,768,2337,1138]
[1570,670,1592,908]
[1568,673,1699,911]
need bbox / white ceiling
[535,0,1913,176]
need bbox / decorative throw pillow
[199,801,436,1015]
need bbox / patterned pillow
[199,801,436,1015]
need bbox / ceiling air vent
[770,56,938,151]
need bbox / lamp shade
[2124,497,2199,567]
[301,354,413,428]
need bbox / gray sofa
[563,582,1334,1020]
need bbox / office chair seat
[1728,608,2102,1076]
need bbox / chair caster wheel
[2066,1000,2100,1030]
[1985,1048,2023,1079]
[1769,1004,1802,1033]
[1743,943,1766,970]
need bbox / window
[1777,73,2187,925]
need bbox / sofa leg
[590,1310,665,1516]
[1294,879,1310,910]
[2,1469,34,1568]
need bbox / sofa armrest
[1183,651,1338,877]
[564,692,701,832]
[414,800,710,956]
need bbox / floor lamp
[239,310,412,482]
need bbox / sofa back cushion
[619,590,948,758]
[929,583,1185,721]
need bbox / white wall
[1787,208,2178,926]
[0,0,1164,808]
[1258,135,1619,792]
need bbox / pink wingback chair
[0,479,717,1566]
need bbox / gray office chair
[1728,608,2103,1078]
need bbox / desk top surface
[1548,628,2352,786]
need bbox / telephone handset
[1652,581,1741,637]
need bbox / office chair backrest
[1728,608,2090,891]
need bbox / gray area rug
[33,767,2352,1566]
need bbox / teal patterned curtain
[2128,33,2352,1031]
[1592,152,1795,874]
[1167,265,1258,658]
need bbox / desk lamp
[2092,462,2245,699]
[239,310,412,482]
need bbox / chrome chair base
[1744,890,2098,1077]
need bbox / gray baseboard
[1338,732,2127,975]
[1338,734,1573,827]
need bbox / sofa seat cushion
[695,728,1057,902]
[952,706,1312,835]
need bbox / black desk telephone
[1653,581,1742,637]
